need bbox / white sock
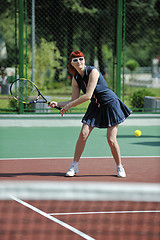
[73,161,78,167]
[117,164,123,168]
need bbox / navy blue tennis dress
[74,66,132,128]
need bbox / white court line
[49,210,160,216]
[0,156,160,161]
[9,195,95,240]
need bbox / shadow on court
[0,172,65,178]
[0,157,159,182]
[0,172,117,178]
[133,141,160,147]
[75,174,117,178]
[117,135,160,138]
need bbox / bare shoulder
[90,68,100,78]
[89,68,100,81]
[72,77,79,87]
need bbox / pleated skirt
[82,98,132,128]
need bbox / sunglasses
[71,57,84,63]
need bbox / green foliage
[1,0,160,74]
[125,59,139,72]
[0,8,15,66]
[63,0,98,14]
[125,42,155,67]
[102,44,113,88]
[27,39,62,89]
[129,89,155,110]
[9,99,18,110]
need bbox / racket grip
[55,105,62,110]
[48,101,61,110]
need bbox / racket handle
[47,101,61,110]
[55,105,62,110]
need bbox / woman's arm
[50,77,80,108]
[61,69,99,114]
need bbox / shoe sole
[117,174,126,178]
[66,174,74,177]
[66,171,79,177]
[66,173,77,177]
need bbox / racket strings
[11,79,39,103]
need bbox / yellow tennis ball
[134,130,141,137]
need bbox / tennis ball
[134,130,141,137]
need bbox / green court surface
[0,125,160,159]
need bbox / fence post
[32,0,35,82]
[19,0,24,114]
[122,0,126,102]
[116,0,123,99]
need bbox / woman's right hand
[49,101,58,108]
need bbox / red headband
[68,51,84,76]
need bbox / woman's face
[71,57,85,72]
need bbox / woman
[50,51,132,178]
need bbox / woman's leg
[66,124,94,177]
[74,124,94,162]
[107,125,121,165]
[107,125,126,177]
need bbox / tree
[125,0,160,66]
[1,0,159,84]
[0,1,16,67]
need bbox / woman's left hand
[60,104,71,116]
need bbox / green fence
[0,0,160,114]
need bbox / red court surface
[1,199,160,240]
[0,157,160,240]
[0,156,160,182]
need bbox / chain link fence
[28,0,116,89]
[124,0,160,112]
[125,0,160,88]
[0,0,160,113]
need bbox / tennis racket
[10,78,61,110]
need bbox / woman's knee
[107,125,118,146]
[107,135,116,146]
[80,124,93,142]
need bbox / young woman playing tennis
[50,51,132,177]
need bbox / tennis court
[1,0,160,238]
[0,114,160,239]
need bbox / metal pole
[116,0,123,99]
[32,0,35,82]
[122,0,126,102]
[15,0,18,80]
[112,0,117,92]
[25,0,28,79]
[19,0,24,113]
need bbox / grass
[0,94,90,114]
[0,85,159,114]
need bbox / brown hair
[68,51,84,76]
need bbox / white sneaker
[66,164,79,177]
[117,165,126,178]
